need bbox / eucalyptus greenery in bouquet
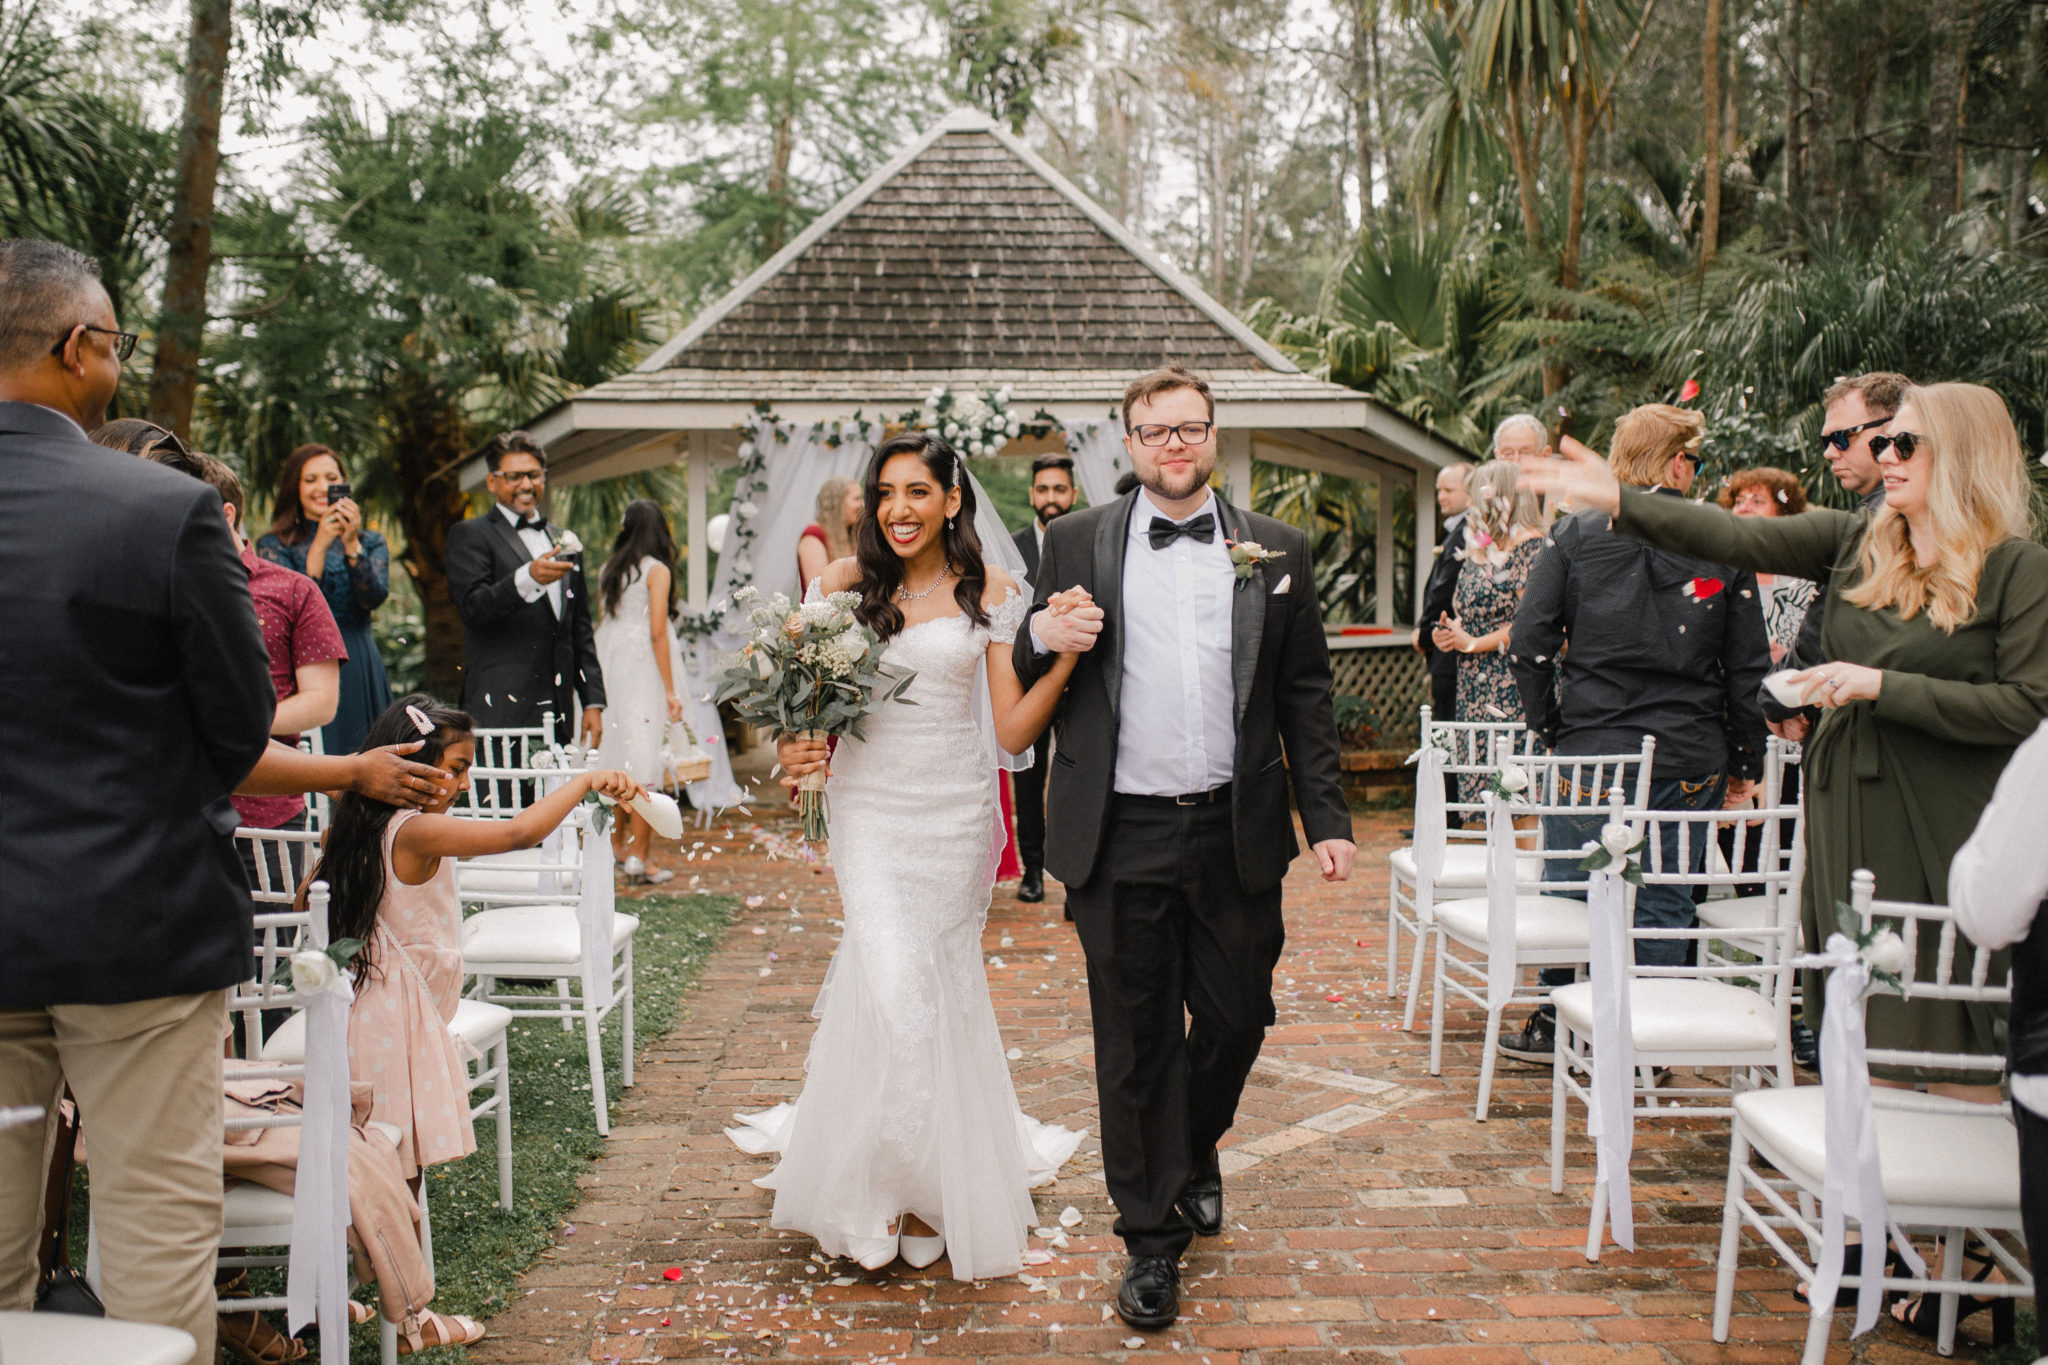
[713,585,916,843]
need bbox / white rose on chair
[1600,821,1637,859]
[288,945,356,998]
[1578,821,1648,885]
[1865,928,1911,978]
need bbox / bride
[726,430,1094,1280]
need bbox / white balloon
[628,790,685,840]
[705,513,731,556]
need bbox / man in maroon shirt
[144,450,346,906]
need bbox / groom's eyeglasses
[1131,422,1214,447]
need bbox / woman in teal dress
[257,443,392,755]
[1526,382,2048,1093]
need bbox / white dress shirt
[1950,717,2048,1113]
[503,502,562,617]
[1113,491,1237,797]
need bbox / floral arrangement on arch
[674,410,774,645]
[908,385,1059,456]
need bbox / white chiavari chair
[1386,707,1544,1030]
[1711,870,2030,1362]
[1426,737,1657,1120]
[1548,791,1806,1260]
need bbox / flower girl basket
[662,715,714,790]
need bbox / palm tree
[206,106,658,692]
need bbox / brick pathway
[470,803,1991,1364]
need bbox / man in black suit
[1414,462,1473,725]
[1010,454,1078,903]
[445,431,606,747]
[1015,365,1355,1330]
[0,240,276,1365]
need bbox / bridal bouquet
[713,586,915,844]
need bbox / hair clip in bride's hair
[405,704,434,736]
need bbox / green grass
[72,891,736,1362]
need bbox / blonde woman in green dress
[1523,382,2048,1102]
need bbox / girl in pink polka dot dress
[309,695,643,1347]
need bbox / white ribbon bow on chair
[1791,934,1926,1337]
[287,968,354,1337]
[1585,864,1636,1251]
[1404,744,1447,885]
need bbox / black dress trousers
[1066,791,1285,1259]
[1012,734,1050,874]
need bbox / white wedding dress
[726,588,1083,1280]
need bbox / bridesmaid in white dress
[729,432,1097,1280]
[594,499,684,883]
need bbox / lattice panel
[1328,644,1428,746]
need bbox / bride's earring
[946,517,955,532]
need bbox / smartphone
[326,481,352,506]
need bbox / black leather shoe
[1791,1017,1820,1073]
[1176,1147,1223,1236]
[1115,1254,1180,1330]
[1017,868,1045,902]
[1496,1008,1556,1063]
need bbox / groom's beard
[1142,458,1216,504]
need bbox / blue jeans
[1537,774,1728,997]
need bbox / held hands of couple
[1030,586,1103,655]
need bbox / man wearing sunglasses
[1761,371,1911,746]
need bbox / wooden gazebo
[512,108,1470,740]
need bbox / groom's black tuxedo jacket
[445,509,606,740]
[1013,489,1352,893]
[0,402,275,1007]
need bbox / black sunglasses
[1819,416,1887,453]
[1677,449,1702,468]
[51,323,139,362]
[1868,432,1924,461]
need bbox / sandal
[217,1309,308,1365]
[397,1309,487,1355]
[1794,1244,1906,1310]
[1891,1242,2016,1347]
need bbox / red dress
[996,774,1024,882]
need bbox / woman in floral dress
[1433,460,1547,802]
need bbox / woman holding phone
[258,443,394,756]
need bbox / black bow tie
[515,514,547,532]
[1148,512,1215,550]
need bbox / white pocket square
[1271,574,1291,595]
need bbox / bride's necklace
[896,563,954,602]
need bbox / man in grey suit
[1016,365,1355,1330]
[0,240,276,1364]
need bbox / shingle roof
[646,113,1282,375]
[574,367,1368,406]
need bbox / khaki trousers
[0,991,226,1365]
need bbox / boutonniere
[1682,575,1724,602]
[1225,539,1284,582]
[551,528,584,557]
[1578,820,1649,886]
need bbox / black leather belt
[1120,783,1232,808]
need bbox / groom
[1015,364,1354,1329]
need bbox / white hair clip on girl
[405,704,434,736]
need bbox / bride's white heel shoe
[856,1238,901,1271]
[899,1216,944,1269]
[900,1232,945,1269]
